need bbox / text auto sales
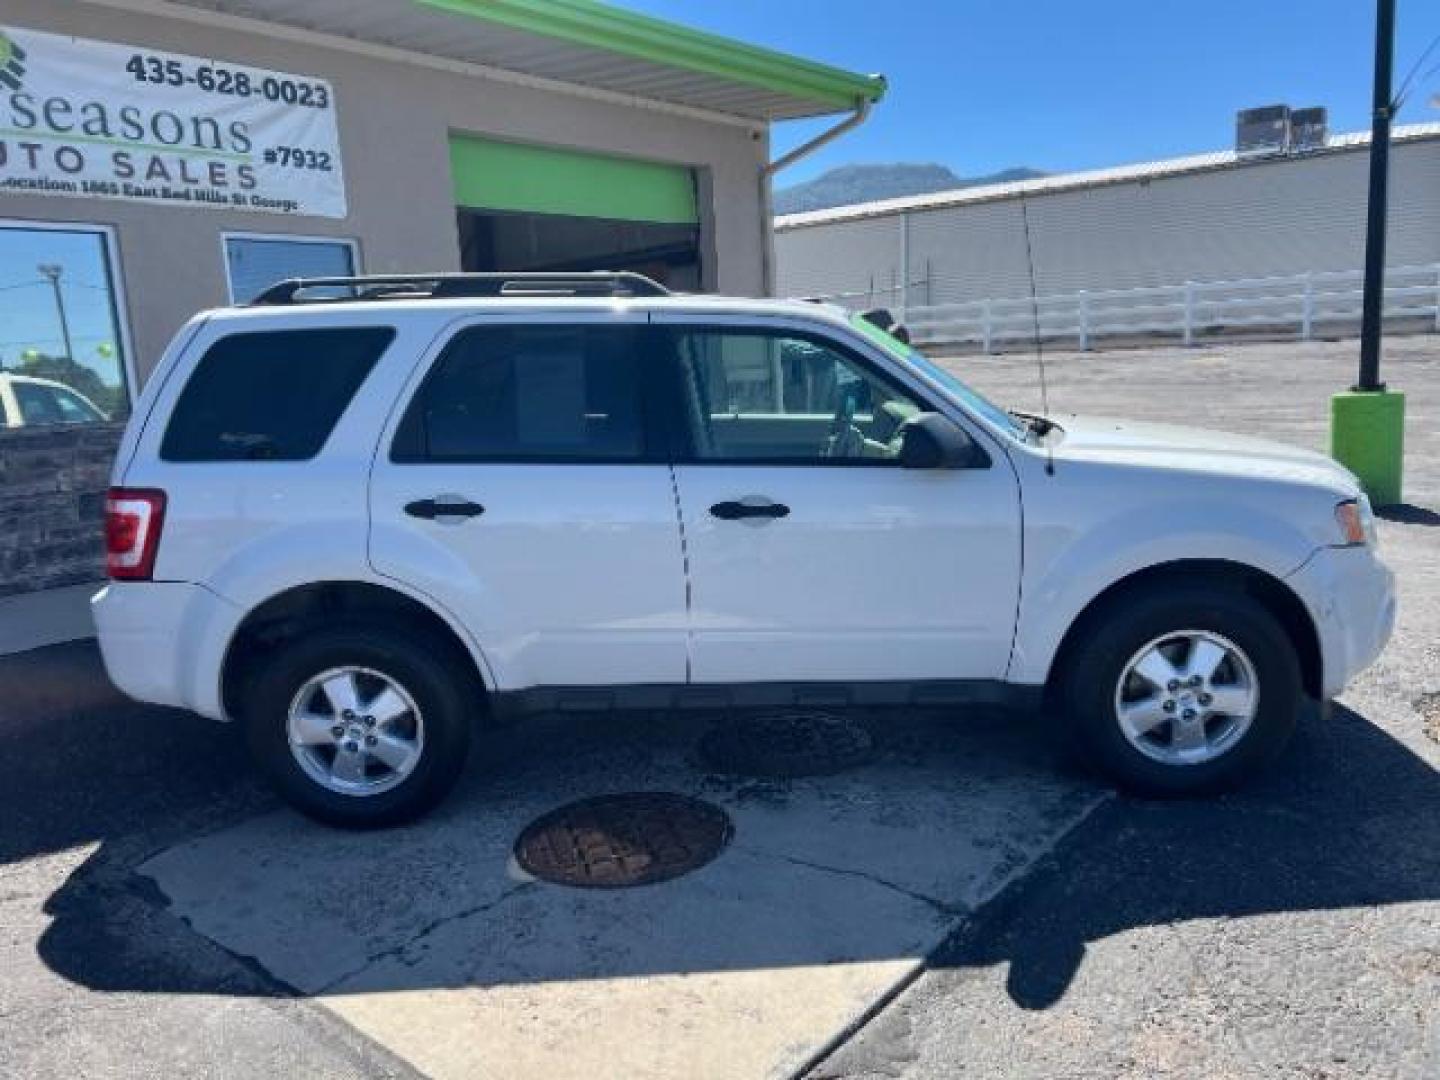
[0,92,298,211]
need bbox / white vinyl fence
[807,263,1440,353]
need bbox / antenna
[1017,190,1055,476]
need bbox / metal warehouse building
[775,122,1440,351]
[0,0,883,646]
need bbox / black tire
[1057,583,1301,796]
[244,623,474,828]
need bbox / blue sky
[616,0,1440,184]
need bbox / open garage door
[451,135,702,291]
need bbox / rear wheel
[1059,584,1301,795]
[244,624,474,827]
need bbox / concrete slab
[323,857,935,1080]
[140,710,1102,1079]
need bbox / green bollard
[1330,389,1405,506]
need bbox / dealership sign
[0,26,346,218]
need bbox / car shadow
[1377,503,1440,527]
[928,702,1440,1009]
[0,640,268,868]
[13,641,1440,1010]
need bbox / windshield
[848,314,1030,440]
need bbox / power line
[0,278,112,293]
[0,333,117,347]
[1394,29,1440,108]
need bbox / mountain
[774,163,1047,216]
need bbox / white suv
[93,273,1396,827]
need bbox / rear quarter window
[161,327,395,462]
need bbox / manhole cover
[698,711,875,778]
[514,792,732,888]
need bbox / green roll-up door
[449,135,698,225]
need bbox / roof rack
[248,272,671,306]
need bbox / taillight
[105,488,167,581]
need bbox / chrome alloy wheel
[1113,630,1259,766]
[286,666,424,797]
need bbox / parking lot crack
[314,882,538,994]
[745,847,965,917]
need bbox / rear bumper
[91,581,238,719]
[1285,544,1396,699]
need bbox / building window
[222,234,359,304]
[0,222,133,425]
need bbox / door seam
[667,463,694,683]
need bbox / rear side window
[161,328,394,461]
[14,382,104,425]
[391,324,646,462]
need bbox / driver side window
[670,330,924,463]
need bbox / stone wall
[0,425,123,598]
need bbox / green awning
[156,0,886,121]
[449,135,698,224]
[418,0,886,115]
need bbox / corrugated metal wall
[773,213,905,301]
[775,137,1440,309]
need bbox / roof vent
[1290,107,1329,151]
[1236,105,1291,155]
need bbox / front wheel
[1058,585,1302,796]
[244,624,474,827]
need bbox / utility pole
[1330,0,1405,506]
[37,263,74,361]
[1355,0,1394,391]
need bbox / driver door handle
[709,499,790,521]
[405,496,486,521]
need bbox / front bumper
[91,581,239,719]
[1284,544,1396,699]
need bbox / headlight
[1335,496,1377,547]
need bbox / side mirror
[860,307,912,346]
[899,413,988,469]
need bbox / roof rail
[248,271,671,306]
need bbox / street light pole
[1329,0,1406,507]
[37,263,75,361]
[1355,0,1395,391]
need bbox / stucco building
[0,0,883,642]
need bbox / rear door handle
[404,496,486,521]
[709,499,790,521]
